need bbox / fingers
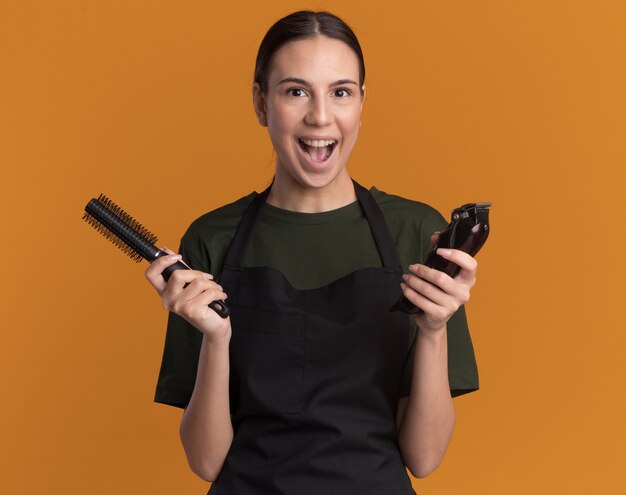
[402,245,479,330]
[187,286,228,312]
[161,268,212,301]
[402,265,453,307]
[436,248,478,285]
[144,246,214,296]
[400,279,449,321]
[163,273,228,328]
[166,273,221,306]
[144,249,184,294]
[401,254,475,314]
[165,279,227,316]
[143,246,227,334]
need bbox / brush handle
[157,255,230,319]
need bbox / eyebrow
[277,77,359,86]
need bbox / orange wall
[1,1,624,493]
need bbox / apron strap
[352,181,402,270]
[222,180,402,270]
[222,184,272,269]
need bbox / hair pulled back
[254,11,365,94]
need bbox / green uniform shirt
[155,187,479,408]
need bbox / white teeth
[300,138,336,147]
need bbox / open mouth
[297,138,337,163]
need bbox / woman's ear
[252,83,268,127]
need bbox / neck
[266,171,357,213]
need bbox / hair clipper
[390,202,492,314]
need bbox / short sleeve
[153,243,205,409]
[397,306,479,399]
[447,306,479,397]
[396,205,479,399]
[152,193,254,409]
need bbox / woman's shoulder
[183,191,257,240]
[370,186,448,229]
[369,186,450,265]
[178,191,257,270]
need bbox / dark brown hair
[254,11,365,94]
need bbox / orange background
[1,0,625,493]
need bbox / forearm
[398,325,455,478]
[180,333,234,482]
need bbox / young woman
[146,10,479,494]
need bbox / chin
[294,166,351,191]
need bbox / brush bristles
[82,211,143,262]
[97,194,158,244]
[83,194,159,263]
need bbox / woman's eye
[334,88,351,98]
[287,88,306,97]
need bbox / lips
[297,138,337,163]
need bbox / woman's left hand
[400,233,478,333]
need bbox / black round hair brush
[83,194,229,318]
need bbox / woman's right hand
[145,247,231,344]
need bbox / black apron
[210,181,416,494]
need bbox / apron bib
[210,181,416,494]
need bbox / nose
[304,96,333,127]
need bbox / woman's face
[254,36,364,192]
